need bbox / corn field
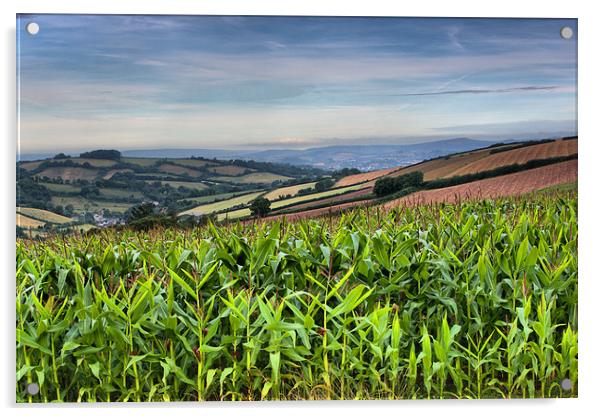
[16,191,578,402]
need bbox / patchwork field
[41,182,82,193]
[65,158,118,167]
[97,188,144,199]
[264,182,317,200]
[181,191,259,205]
[103,168,133,180]
[18,160,44,171]
[272,187,373,213]
[121,157,158,167]
[207,165,254,176]
[216,184,368,222]
[160,181,209,191]
[50,196,134,213]
[172,159,218,168]
[35,167,99,181]
[179,191,266,216]
[158,163,203,177]
[214,172,292,184]
[269,184,367,210]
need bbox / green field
[179,191,266,216]
[264,182,317,200]
[19,160,44,171]
[160,181,209,191]
[98,188,144,199]
[121,157,159,167]
[217,207,251,221]
[158,164,203,177]
[181,190,260,205]
[64,158,118,167]
[270,184,366,210]
[41,182,82,194]
[207,165,254,176]
[16,190,578,401]
[213,172,292,184]
[172,159,219,168]
[50,196,134,213]
[35,167,99,181]
[215,184,367,221]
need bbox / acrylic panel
[16,14,578,402]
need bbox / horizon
[17,135,577,163]
[18,15,577,155]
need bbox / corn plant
[16,189,577,401]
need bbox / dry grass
[16,213,45,228]
[17,207,72,224]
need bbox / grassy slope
[180,190,260,205]
[179,191,266,216]
[160,181,209,191]
[218,184,366,221]
[207,165,254,176]
[213,172,292,184]
[41,182,82,193]
[264,182,317,200]
[16,213,45,228]
[17,207,72,224]
[158,164,203,177]
[34,167,99,181]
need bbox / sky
[17,15,577,154]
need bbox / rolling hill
[17,137,578,234]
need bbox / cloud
[17,15,577,153]
[392,85,558,97]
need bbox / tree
[315,178,335,192]
[374,171,424,197]
[64,204,75,216]
[249,197,271,217]
[53,153,70,159]
[126,202,156,223]
[79,149,121,160]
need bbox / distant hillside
[117,137,495,171]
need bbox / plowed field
[385,160,577,208]
[446,139,577,177]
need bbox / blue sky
[17,15,577,153]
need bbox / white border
[2,1,600,415]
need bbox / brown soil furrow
[385,160,577,209]
[446,139,577,178]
